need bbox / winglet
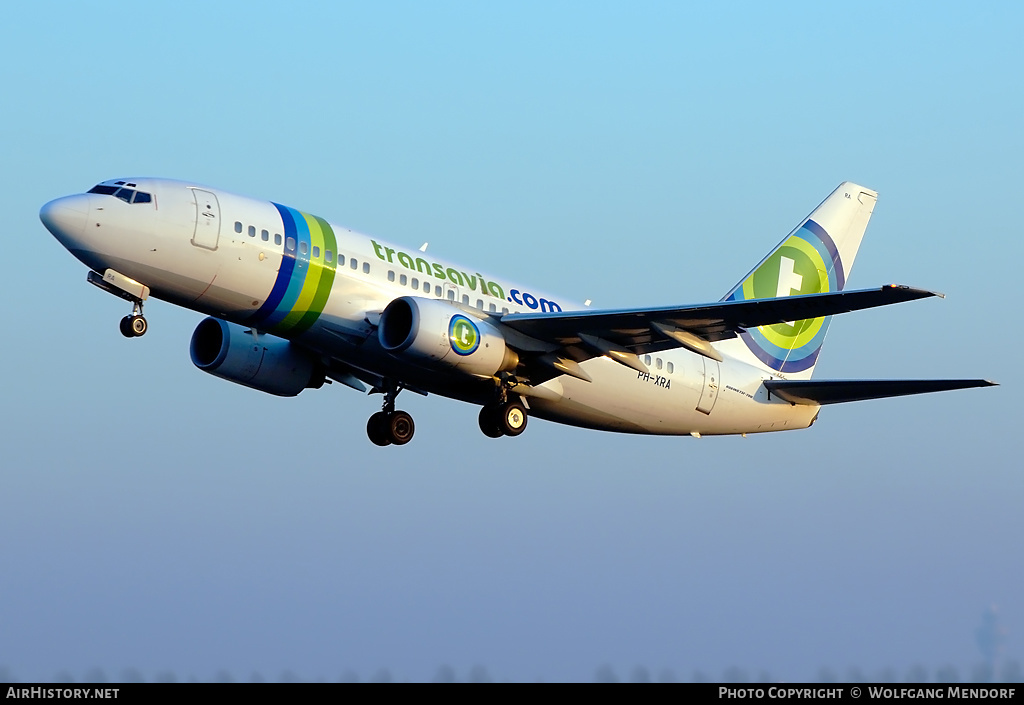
[885,283,943,299]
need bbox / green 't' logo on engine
[449,315,480,356]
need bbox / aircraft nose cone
[40,195,89,246]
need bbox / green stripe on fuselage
[292,214,338,334]
[278,212,326,331]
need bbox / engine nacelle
[378,296,518,377]
[190,317,325,397]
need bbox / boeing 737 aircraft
[40,179,994,446]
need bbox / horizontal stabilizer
[764,379,997,405]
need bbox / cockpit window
[88,184,152,204]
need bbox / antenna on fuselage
[419,242,428,252]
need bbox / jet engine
[190,317,325,396]
[378,296,518,377]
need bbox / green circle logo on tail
[742,236,829,349]
[726,219,844,373]
[449,315,480,356]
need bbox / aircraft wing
[501,285,937,354]
[763,379,998,405]
[496,285,940,383]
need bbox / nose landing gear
[366,382,416,446]
[87,270,150,338]
[118,301,148,338]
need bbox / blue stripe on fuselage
[248,203,297,326]
[261,204,311,329]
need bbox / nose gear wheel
[119,302,148,338]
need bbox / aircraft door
[696,357,720,415]
[191,188,221,250]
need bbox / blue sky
[1,1,1021,682]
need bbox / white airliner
[40,179,993,446]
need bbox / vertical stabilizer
[714,182,878,379]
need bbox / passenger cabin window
[489,303,497,312]
[656,358,663,370]
[412,278,419,289]
[476,299,483,309]
[435,285,442,297]
[667,362,674,374]
[644,355,652,365]
[388,271,396,282]
[447,289,455,301]
[312,246,320,258]
[501,307,509,315]
[351,259,358,270]
[362,262,370,274]
[299,242,308,256]
[326,250,334,263]
[285,236,296,253]
[422,281,430,293]
[274,234,282,246]
[338,255,345,267]
[261,229,269,242]
[462,294,470,305]
[234,221,243,233]
[248,225,256,238]
[400,274,408,286]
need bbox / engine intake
[190,317,325,397]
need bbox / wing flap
[764,379,998,406]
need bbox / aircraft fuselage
[40,177,832,441]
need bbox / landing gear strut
[119,300,148,338]
[366,382,415,446]
[478,374,529,438]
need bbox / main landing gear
[366,382,415,447]
[363,376,531,446]
[118,300,148,338]
[478,400,528,438]
[478,374,529,438]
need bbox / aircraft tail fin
[714,182,878,379]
